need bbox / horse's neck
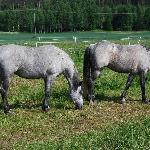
[65,68,79,91]
[72,71,80,91]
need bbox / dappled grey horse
[0,44,83,113]
[83,40,150,104]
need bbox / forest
[0,0,150,32]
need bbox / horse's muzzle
[75,102,83,109]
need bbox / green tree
[42,0,56,32]
[144,7,150,30]
[20,9,34,32]
[0,1,149,32]
[71,0,87,31]
[133,6,145,30]
[95,6,104,30]
[5,10,16,31]
[0,11,7,31]
[112,5,133,31]
[102,6,113,31]
[52,0,73,32]
[83,0,99,30]
[35,10,45,33]
[60,0,73,31]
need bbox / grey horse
[83,40,150,104]
[0,44,83,114]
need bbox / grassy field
[0,32,150,149]
[0,31,150,45]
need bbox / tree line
[0,0,150,33]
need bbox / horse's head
[70,81,83,109]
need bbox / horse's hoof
[42,105,50,112]
[90,100,97,106]
[142,99,149,104]
[88,95,95,101]
[4,109,14,115]
[120,98,126,105]
[75,105,82,109]
[75,103,83,109]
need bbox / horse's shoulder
[1,44,27,51]
[37,45,61,53]
[116,44,148,58]
[140,44,150,52]
[35,45,71,61]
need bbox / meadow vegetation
[0,0,150,32]
[0,34,150,149]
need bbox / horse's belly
[15,68,46,79]
[108,63,137,73]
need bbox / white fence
[35,41,59,47]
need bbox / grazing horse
[83,40,150,104]
[0,44,83,114]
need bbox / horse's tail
[83,46,92,99]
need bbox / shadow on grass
[0,90,73,112]
[95,93,141,103]
[96,94,120,103]
[0,101,74,112]
[0,92,142,112]
[0,102,41,110]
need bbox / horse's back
[0,44,26,56]
[0,44,27,75]
[35,45,70,60]
[109,44,149,73]
[87,41,149,73]
[16,45,75,78]
[88,41,115,68]
[34,45,75,70]
[0,44,76,78]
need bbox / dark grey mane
[141,44,150,51]
[72,71,81,90]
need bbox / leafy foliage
[0,1,150,32]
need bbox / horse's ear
[79,81,83,86]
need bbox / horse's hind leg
[42,75,56,111]
[139,71,149,103]
[88,69,100,104]
[1,77,11,114]
[120,73,134,104]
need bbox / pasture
[0,31,150,149]
[0,31,150,44]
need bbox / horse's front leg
[42,75,56,112]
[1,77,11,114]
[120,73,134,104]
[88,69,100,105]
[139,71,149,103]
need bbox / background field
[0,31,150,149]
[1,31,150,44]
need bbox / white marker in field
[74,37,77,43]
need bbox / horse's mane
[141,44,150,52]
[72,70,80,90]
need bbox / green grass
[0,32,150,149]
[15,117,150,150]
[0,31,150,45]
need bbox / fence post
[74,37,77,43]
